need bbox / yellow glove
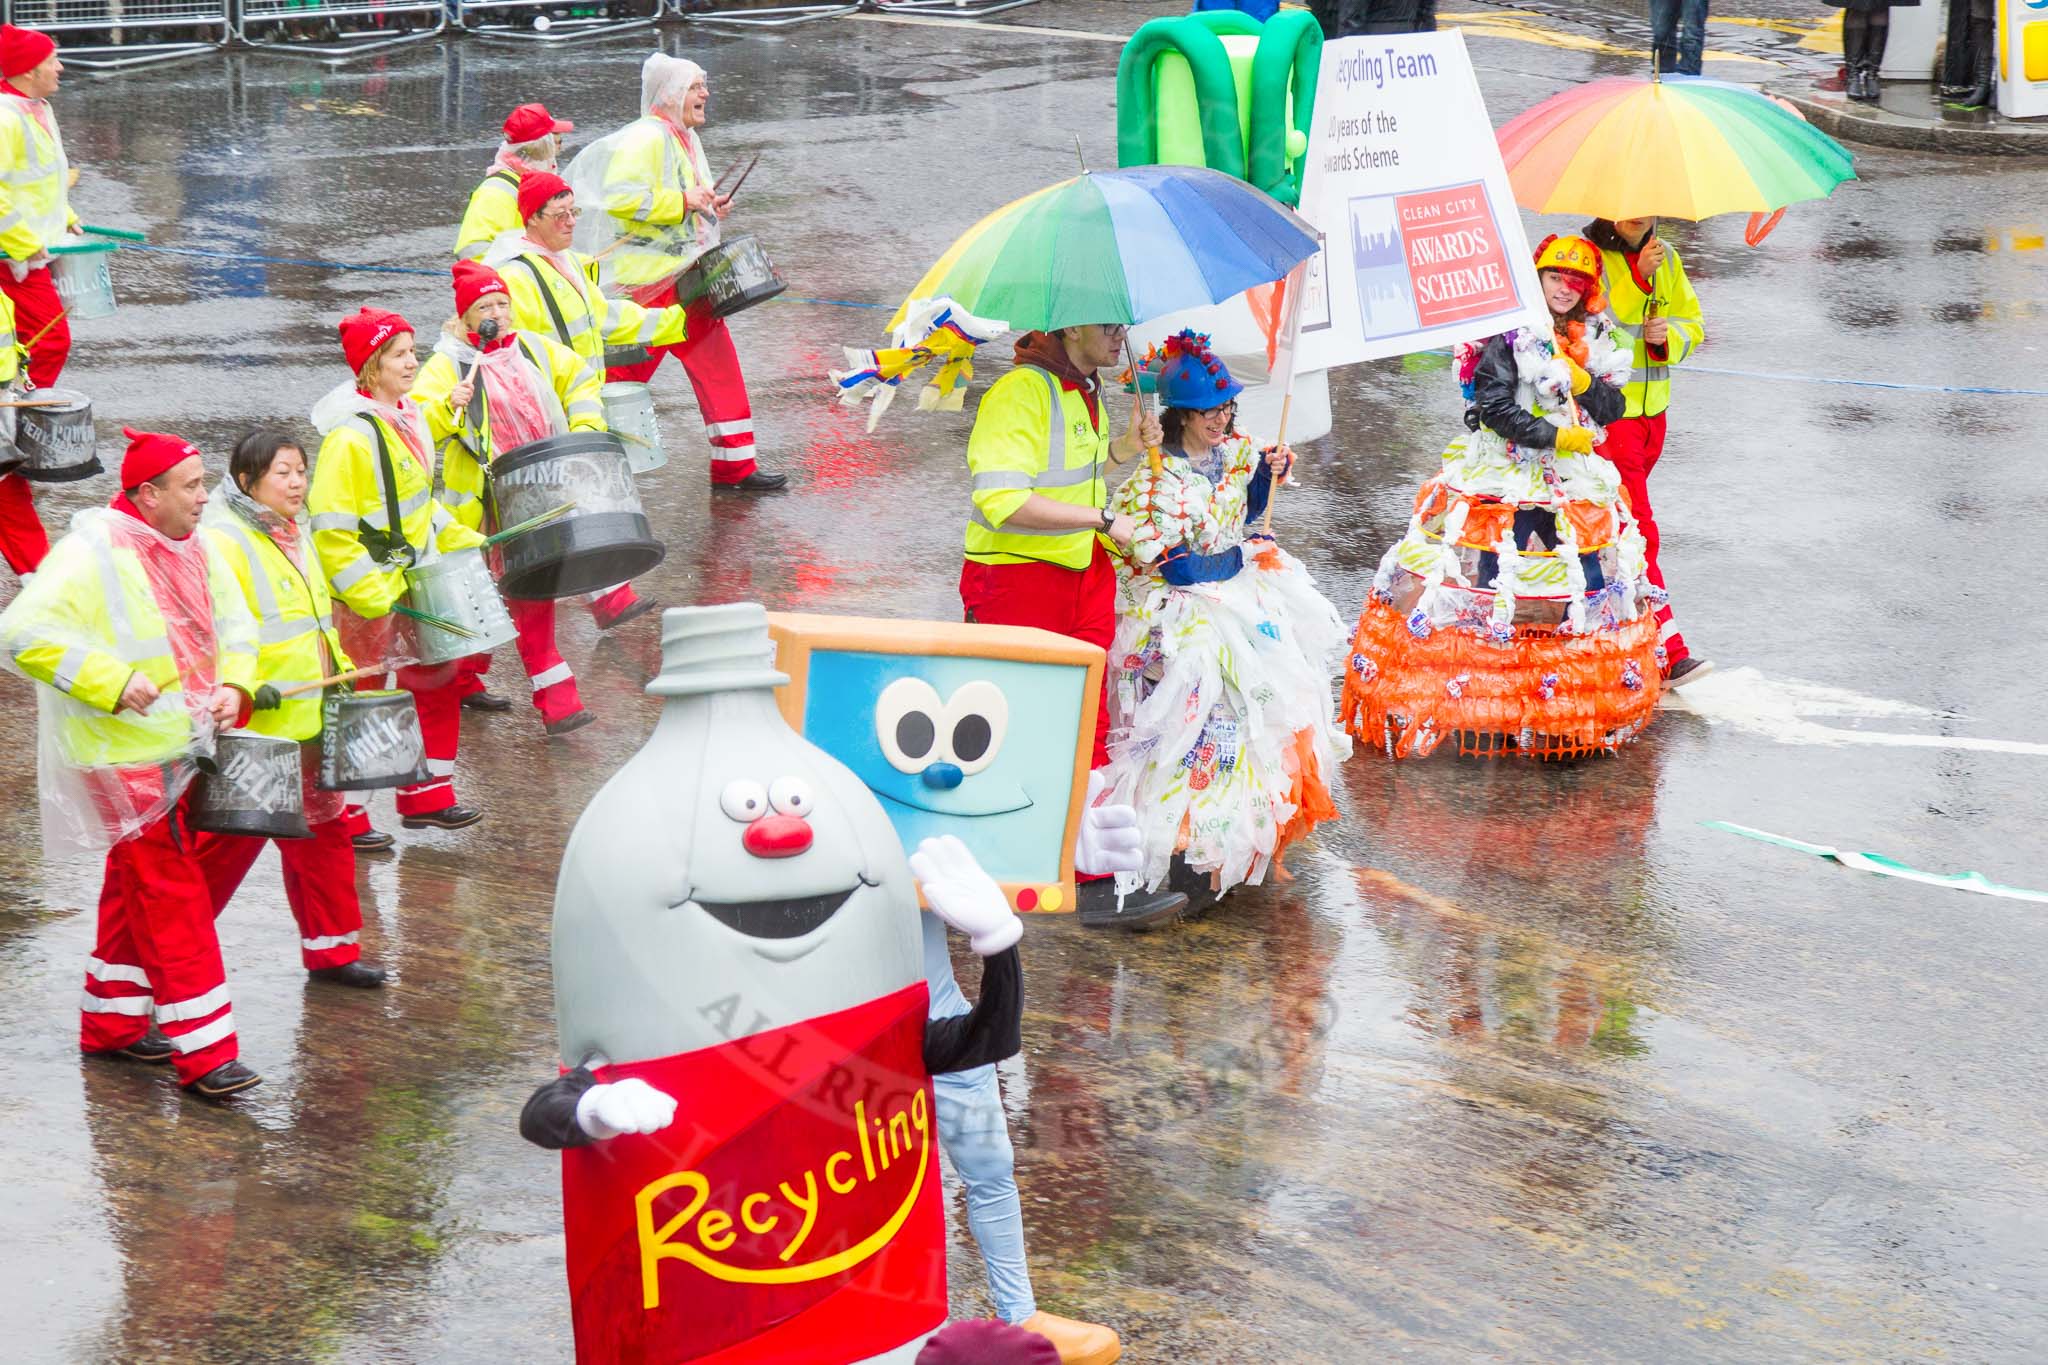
[1565,357,1592,395]
[1554,426,1596,456]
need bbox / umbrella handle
[1121,333,1163,476]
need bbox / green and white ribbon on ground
[1706,821,2048,903]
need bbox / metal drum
[676,234,786,319]
[403,547,519,666]
[17,388,100,482]
[600,381,665,474]
[319,688,431,792]
[49,240,118,322]
[491,432,666,600]
[189,731,312,840]
[603,343,650,371]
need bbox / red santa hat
[517,170,572,224]
[119,427,200,490]
[452,259,509,317]
[337,306,413,376]
[0,26,54,80]
[502,102,572,144]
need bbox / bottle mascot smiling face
[548,604,944,1365]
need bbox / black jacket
[1470,332,1624,451]
[519,946,1025,1150]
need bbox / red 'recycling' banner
[561,982,943,1364]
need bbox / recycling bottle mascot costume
[520,603,1026,1364]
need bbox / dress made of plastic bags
[566,53,720,296]
[0,506,255,857]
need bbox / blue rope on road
[116,243,2048,396]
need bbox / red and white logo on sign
[1397,183,1518,329]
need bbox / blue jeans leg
[924,913,1037,1323]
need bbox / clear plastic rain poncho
[308,381,439,670]
[0,87,71,248]
[202,479,349,827]
[432,322,569,451]
[566,53,721,296]
[0,505,255,857]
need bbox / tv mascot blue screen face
[799,650,1087,888]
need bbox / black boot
[184,1059,263,1102]
[1859,19,1889,103]
[1841,13,1869,99]
[1075,879,1189,930]
[1958,19,1997,108]
[310,960,388,989]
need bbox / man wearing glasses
[960,321,1189,928]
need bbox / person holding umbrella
[1582,216,1711,687]
[960,321,1190,929]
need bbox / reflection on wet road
[2,4,2046,1362]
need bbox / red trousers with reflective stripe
[607,293,757,484]
[959,544,1116,768]
[1602,413,1689,666]
[82,802,238,1084]
[507,596,583,725]
[0,469,49,574]
[1,261,68,387]
[192,818,364,971]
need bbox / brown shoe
[1019,1311,1121,1365]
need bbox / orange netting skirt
[1339,598,1660,760]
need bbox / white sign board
[1294,32,1549,372]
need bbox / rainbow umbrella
[888,164,1319,333]
[1497,76,1855,222]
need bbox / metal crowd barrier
[0,0,1044,65]
[233,0,445,58]
[1,0,230,69]
[460,0,659,44]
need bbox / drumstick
[482,501,578,548]
[278,660,415,699]
[0,395,77,408]
[23,308,67,351]
[392,603,481,638]
[720,152,759,205]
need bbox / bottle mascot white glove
[574,1076,679,1140]
[1074,772,1143,877]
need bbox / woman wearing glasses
[1099,330,1350,910]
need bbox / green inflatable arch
[1115,10,1323,207]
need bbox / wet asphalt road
[3,5,2047,1362]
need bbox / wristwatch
[1099,506,1115,531]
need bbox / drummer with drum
[412,260,629,738]
[570,52,786,492]
[0,24,73,579]
[309,307,493,841]
[0,429,267,1101]
[192,430,388,990]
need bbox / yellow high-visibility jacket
[964,366,1114,571]
[496,246,687,367]
[454,169,522,263]
[0,509,258,767]
[0,286,19,383]
[308,412,486,619]
[411,331,607,533]
[1596,243,1705,420]
[598,116,711,290]
[202,506,354,743]
[0,93,76,262]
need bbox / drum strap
[517,256,580,351]
[364,419,417,568]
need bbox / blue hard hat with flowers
[1125,329,1244,409]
